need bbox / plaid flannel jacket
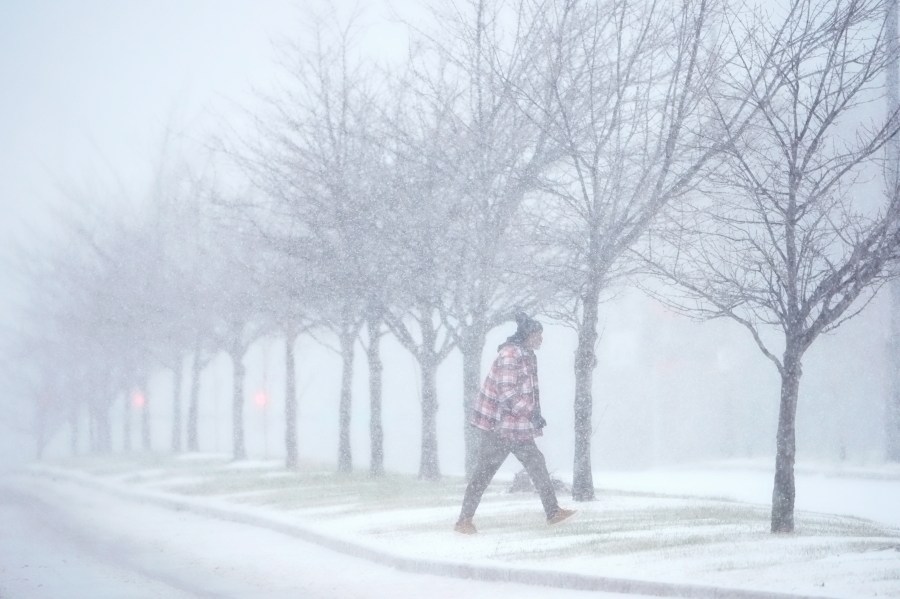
[470,342,542,441]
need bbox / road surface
[0,475,646,599]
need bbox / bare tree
[165,162,273,460]
[647,0,900,532]
[379,136,457,481]
[249,234,327,470]
[6,185,174,456]
[520,0,761,500]
[145,157,201,455]
[202,207,271,462]
[234,7,391,473]
[403,0,563,477]
[885,0,900,463]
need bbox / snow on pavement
[6,457,900,599]
[0,474,652,599]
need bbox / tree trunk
[186,350,202,452]
[88,401,96,452]
[367,317,384,477]
[460,326,486,479]
[888,328,900,461]
[171,356,184,453]
[92,399,112,453]
[771,347,802,533]
[573,291,599,501]
[140,394,151,452]
[123,392,132,453]
[35,398,48,460]
[887,0,900,463]
[338,328,355,473]
[419,352,441,481]
[284,325,299,470]
[889,282,900,461]
[70,404,80,455]
[231,342,247,461]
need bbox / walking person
[455,313,576,534]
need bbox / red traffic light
[253,390,269,408]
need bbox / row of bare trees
[5,0,900,534]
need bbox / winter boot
[547,508,577,525]
[454,518,477,535]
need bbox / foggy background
[0,0,893,479]
[58,290,888,479]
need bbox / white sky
[2,2,272,220]
[0,0,417,246]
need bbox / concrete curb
[22,465,837,599]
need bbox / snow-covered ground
[598,459,900,528]
[4,456,900,599]
[0,476,640,599]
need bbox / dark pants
[458,429,559,521]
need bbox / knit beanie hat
[500,312,543,349]
[514,312,542,338]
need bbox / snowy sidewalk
[16,456,900,599]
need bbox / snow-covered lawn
[21,455,900,598]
